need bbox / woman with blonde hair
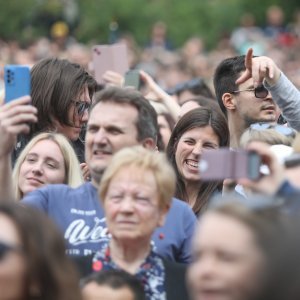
[74,146,189,300]
[12,132,83,200]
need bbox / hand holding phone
[92,44,129,84]
[4,65,31,103]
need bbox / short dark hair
[30,58,97,133]
[213,55,246,115]
[166,107,229,214]
[92,87,158,142]
[81,269,145,300]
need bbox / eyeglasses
[72,101,91,116]
[250,123,296,138]
[0,241,21,260]
[230,85,269,99]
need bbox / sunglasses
[0,241,21,260]
[250,122,296,138]
[72,101,91,116]
[230,85,269,99]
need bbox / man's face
[85,102,140,183]
[233,78,278,127]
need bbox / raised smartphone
[4,65,31,103]
[199,148,261,181]
[92,44,129,84]
[124,70,141,90]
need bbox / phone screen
[124,70,141,90]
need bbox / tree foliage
[0,0,298,49]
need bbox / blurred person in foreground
[75,146,189,300]
[81,269,145,300]
[188,198,300,300]
[0,202,81,300]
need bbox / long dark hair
[30,57,96,134]
[0,202,81,300]
[166,107,229,215]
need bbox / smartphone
[4,65,31,103]
[284,153,300,168]
[199,148,261,180]
[92,44,129,84]
[124,70,141,90]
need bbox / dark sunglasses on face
[0,241,21,260]
[230,85,269,99]
[72,101,91,116]
[250,122,296,138]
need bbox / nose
[80,108,89,123]
[119,196,135,213]
[93,128,109,145]
[31,162,43,175]
[192,141,203,156]
[195,255,217,279]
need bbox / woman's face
[175,126,219,182]
[0,213,27,300]
[188,212,264,300]
[104,166,167,244]
[18,139,66,196]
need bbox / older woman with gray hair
[74,146,189,300]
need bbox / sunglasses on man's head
[0,241,21,260]
[230,85,269,99]
[72,101,91,116]
[250,122,296,138]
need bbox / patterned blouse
[92,241,166,300]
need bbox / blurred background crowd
[0,0,300,93]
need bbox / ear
[157,204,170,227]
[222,92,236,112]
[141,138,156,150]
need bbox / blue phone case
[4,65,31,103]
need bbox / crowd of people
[0,4,300,300]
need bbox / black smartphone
[4,65,31,103]
[124,70,141,90]
[199,148,261,181]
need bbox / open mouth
[93,149,112,156]
[185,159,199,168]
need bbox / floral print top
[92,241,166,300]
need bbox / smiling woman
[12,132,83,200]
[166,107,229,215]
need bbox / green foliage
[0,0,298,49]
